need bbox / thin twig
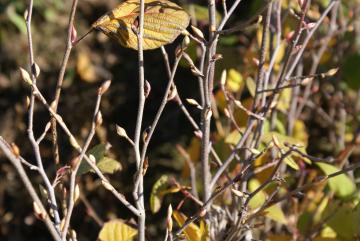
[61,88,103,240]
[30,83,140,217]
[134,1,146,240]
[51,0,79,165]
[0,137,61,241]
[25,0,61,231]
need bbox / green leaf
[245,77,256,97]
[96,157,122,174]
[150,175,180,213]
[184,4,222,24]
[323,202,355,241]
[98,219,137,241]
[316,162,355,198]
[343,54,360,89]
[78,144,121,175]
[78,144,106,175]
[353,202,360,236]
[297,212,312,235]
[6,5,27,34]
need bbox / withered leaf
[92,0,190,50]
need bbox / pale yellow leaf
[98,219,137,241]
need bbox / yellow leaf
[224,130,242,145]
[76,51,98,83]
[92,0,190,50]
[292,120,308,145]
[173,211,201,241]
[98,219,137,241]
[264,204,287,224]
[226,68,244,92]
[320,226,337,238]
[248,179,287,224]
[248,179,266,209]
[276,88,291,112]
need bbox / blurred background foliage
[1,0,360,240]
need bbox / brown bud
[212,54,223,62]
[190,66,204,78]
[62,186,67,198]
[10,143,20,157]
[190,25,205,41]
[69,136,80,150]
[199,208,207,217]
[144,80,151,98]
[25,96,31,109]
[194,130,203,139]
[73,184,80,203]
[252,58,260,66]
[304,22,316,29]
[24,9,28,20]
[71,25,78,45]
[142,157,149,176]
[166,204,173,231]
[167,85,177,101]
[323,68,339,77]
[223,107,230,118]
[33,63,40,78]
[220,69,227,86]
[98,80,111,95]
[175,45,182,57]
[205,109,212,121]
[286,31,295,43]
[96,111,103,126]
[182,35,190,49]
[19,67,32,85]
[33,202,47,220]
[142,127,150,143]
[116,125,128,138]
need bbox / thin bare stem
[51,0,79,165]
[25,0,61,231]
[134,1,146,240]
[30,83,140,217]
[61,90,103,240]
[0,137,61,241]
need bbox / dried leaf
[93,0,190,50]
